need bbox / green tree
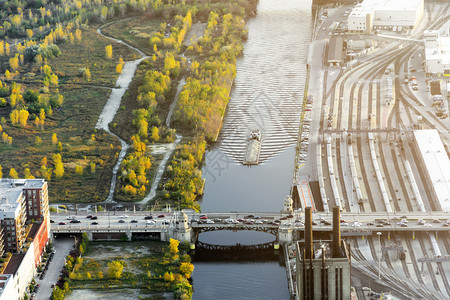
[107,260,124,279]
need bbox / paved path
[35,237,75,300]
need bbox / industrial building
[347,0,424,33]
[413,130,450,212]
[296,207,351,299]
[424,30,450,76]
[0,179,50,299]
[327,36,344,66]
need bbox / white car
[119,215,129,218]
[206,220,215,224]
[146,220,156,225]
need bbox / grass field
[0,26,139,203]
[101,15,163,56]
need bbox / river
[192,0,312,299]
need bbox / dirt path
[95,21,148,202]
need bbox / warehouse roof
[414,130,450,212]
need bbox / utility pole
[377,231,382,282]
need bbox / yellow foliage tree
[18,109,29,127]
[75,29,82,42]
[116,63,123,74]
[26,29,33,39]
[9,56,19,71]
[53,153,64,178]
[5,70,11,80]
[169,238,180,255]
[9,168,18,179]
[24,168,34,179]
[179,262,195,278]
[107,260,123,279]
[151,126,160,142]
[49,73,58,85]
[75,165,83,175]
[105,45,112,59]
[52,133,57,145]
[10,109,19,125]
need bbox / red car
[158,214,166,218]
[199,216,208,220]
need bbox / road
[35,237,75,300]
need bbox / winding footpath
[94,20,183,204]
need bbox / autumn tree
[9,168,18,179]
[75,165,83,175]
[107,260,124,279]
[169,238,179,255]
[150,126,160,142]
[0,164,2,178]
[53,153,64,178]
[105,45,112,59]
[75,29,82,42]
[26,29,33,39]
[9,55,19,71]
[179,262,194,278]
[24,168,34,179]
[18,109,29,126]
[52,133,57,145]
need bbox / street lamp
[377,231,382,282]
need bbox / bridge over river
[50,211,449,245]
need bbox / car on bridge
[118,220,125,223]
[58,222,66,225]
[131,220,138,223]
[70,219,81,223]
[91,222,99,225]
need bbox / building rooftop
[414,130,450,212]
[349,0,423,17]
[0,179,46,219]
[0,274,12,295]
[3,254,25,275]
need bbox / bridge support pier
[278,227,293,245]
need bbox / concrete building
[327,36,344,66]
[0,179,49,253]
[0,179,50,299]
[424,30,450,75]
[413,130,450,212]
[0,274,17,300]
[296,207,351,300]
[348,0,424,33]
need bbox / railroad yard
[295,2,450,299]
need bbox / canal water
[192,0,312,298]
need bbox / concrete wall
[0,275,18,300]
[14,246,35,298]
[373,10,418,27]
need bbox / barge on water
[243,130,261,165]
